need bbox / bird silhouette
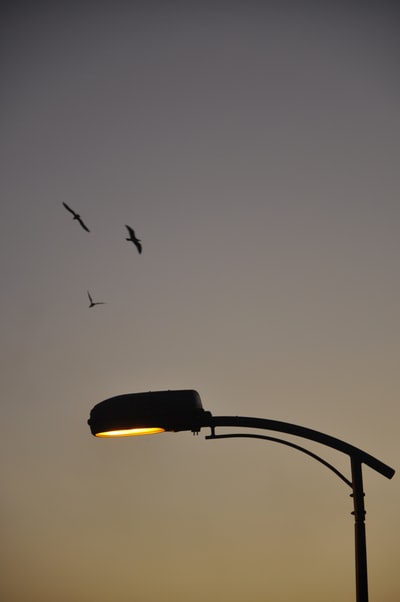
[62,202,90,232]
[87,290,106,308]
[125,225,142,254]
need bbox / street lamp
[88,389,395,602]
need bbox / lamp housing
[88,389,211,437]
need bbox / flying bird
[125,225,142,254]
[87,290,106,308]
[62,202,90,232]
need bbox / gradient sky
[1,3,399,601]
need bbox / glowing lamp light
[95,427,165,437]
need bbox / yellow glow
[95,427,165,437]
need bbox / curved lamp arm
[207,416,395,480]
[206,431,353,487]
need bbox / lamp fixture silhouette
[88,389,395,602]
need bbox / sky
[1,2,399,601]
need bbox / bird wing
[77,217,90,232]
[63,202,76,216]
[125,224,134,237]
[135,240,142,254]
[87,290,93,303]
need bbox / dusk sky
[1,3,399,601]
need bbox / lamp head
[88,389,212,437]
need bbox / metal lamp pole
[88,389,395,602]
[204,415,394,602]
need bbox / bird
[62,202,90,232]
[87,290,106,308]
[125,224,142,254]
